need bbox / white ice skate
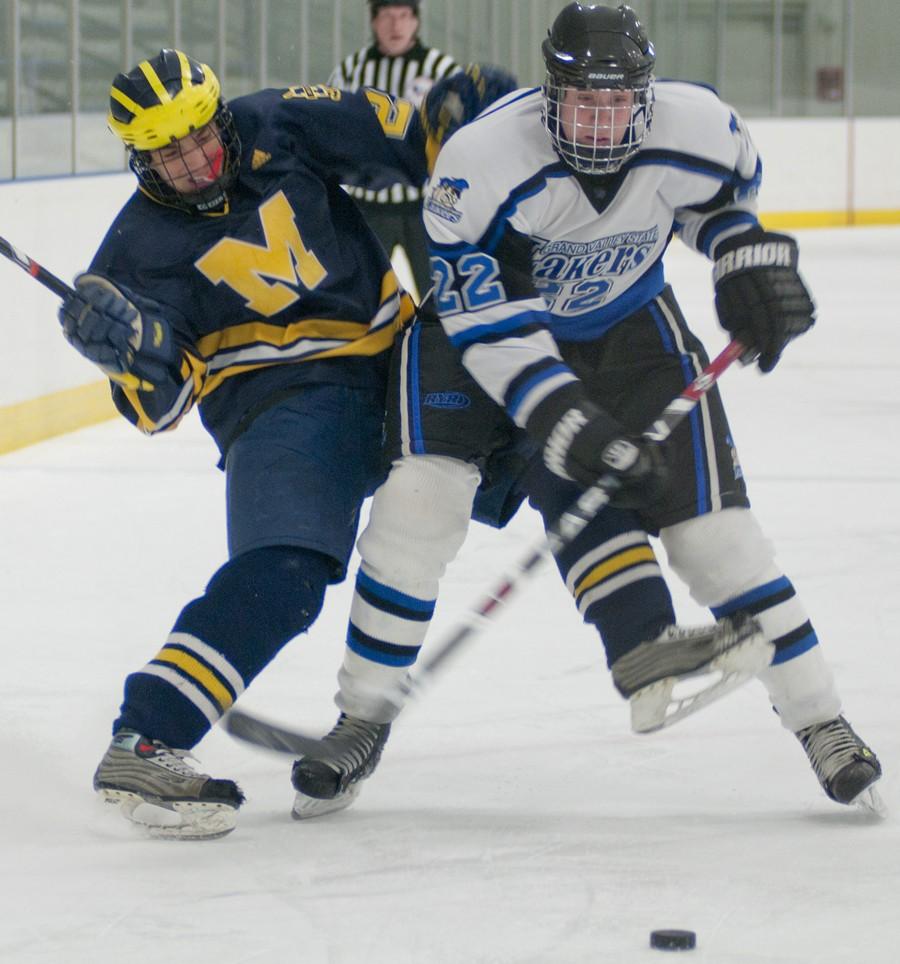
[611,615,773,733]
[94,729,244,840]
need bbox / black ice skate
[796,715,885,816]
[291,713,391,820]
[93,729,244,839]
[611,614,773,733]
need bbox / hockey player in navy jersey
[292,3,883,818]
[55,49,451,839]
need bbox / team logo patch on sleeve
[425,177,470,223]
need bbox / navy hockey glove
[544,402,668,507]
[422,63,518,173]
[59,274,179,390]
[713,226,816,373]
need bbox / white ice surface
[1,227,898,963]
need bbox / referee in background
[329,1,460,300]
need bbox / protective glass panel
[16,0,71,177]
[76,0,125,174]
[852,0,900,116]
[2,0,899,183]
[646,0,718,90]
[0,2,14,179]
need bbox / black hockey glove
[713,226,816,373]
[543,402,668,507]
[59,273,180,391]
[422,63,518,173]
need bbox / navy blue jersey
[90,84,429,454]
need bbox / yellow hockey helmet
[108,49,221,150]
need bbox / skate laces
[651,617,750,648]
[141,738,204,779]
[799,717,867,779]
[318,714,386,774]
[654,623,730,645]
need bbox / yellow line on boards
[0,381,117,455]
[3,205,900,456]
[761,209,900,229]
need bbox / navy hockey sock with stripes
[524,460,676,665]
[113,545,332,749]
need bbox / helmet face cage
[543,74,654,175]
[541,3,656,175]
[129,102,241,213]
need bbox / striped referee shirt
[329,40,460,204]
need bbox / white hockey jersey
[423,80,761,435]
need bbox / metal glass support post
[258,0,269,88]
[530,0,541,87]
[9,0,21,178]
[171,0,183,50]
[510,0,520,84]
[844,0,855,224]
[332,0,343,79]
[299,0,310,85]
[773,0,784,116]
[70,0,81,175]
[715,0,728,97]
[217,0,227,89]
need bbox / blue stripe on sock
[771,630,818,664]
[346,624,421,667]
[711,576,793,618]
[356,569,435,615]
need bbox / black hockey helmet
[542,3,656,174]
[108,49,241,213]
[369,0,420,16]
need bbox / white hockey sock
[757,647,841,732]
[336,455,480,723]
[661,508,840,731]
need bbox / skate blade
[100,789,238,840]
[291,782,362,821]
[851,784,888,819]
[630,635,775,734]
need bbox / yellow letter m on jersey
[195,191,327,316]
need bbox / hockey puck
[650,929,696,951]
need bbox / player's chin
[182,178,218,195]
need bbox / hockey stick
[224,338,746,757]
[1,235,160,393]
[0,235,74,299]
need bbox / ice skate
[796,716,885,816]
[612,614,773,733]
[93,729,244,839]
[291,713,391,820]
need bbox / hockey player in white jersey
[423,3,882,802]
[291,3,882,818]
